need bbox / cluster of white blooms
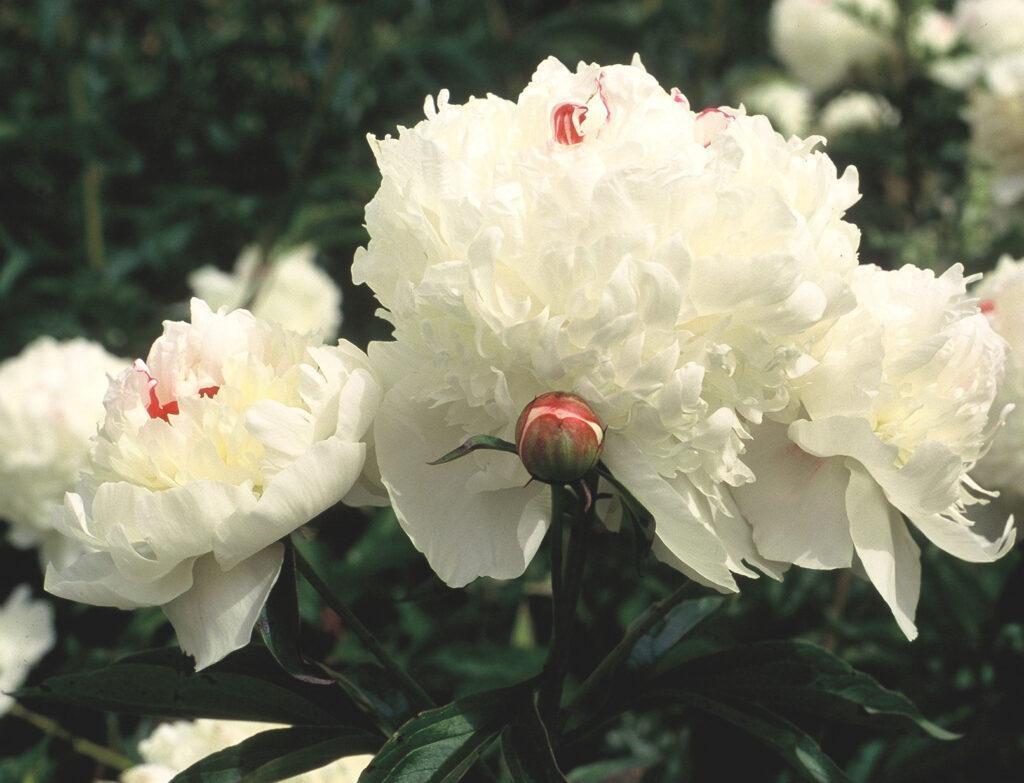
[189,244,342,340]
[972,256,1024,497]
[769,0,897,92]
[818,92,901,137]
[118,719,372,783]
[0,338,126,566]
[737,80,813,137]
[0,585,55,715]
[354,55,1015,636]
[45,299,380,669]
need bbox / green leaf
[359,684,530,783]
[170,726,381,783]
[500,697,566,783]
[667,641,958,741]
[625,596,725,672]
[320,661,414,735]
[427,435,517,466]
[258,539,334,685]
[679,692,852,783]
[16,647,373,728]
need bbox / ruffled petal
[163,545,284,670]
[733,421,854,569]
[602,434,737,592]
[907,510,1016,563]
[845,463,920,640]
[374,386,550,588]
[45,549,195,609]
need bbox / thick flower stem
[8,701,133,771]
[292,544,434,711]
[560,578,700,729]
[538,477,594,738]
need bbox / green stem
[292,542,433,711]
[561,578,700,727]
[8,702,132,771]
[538,478,593,737]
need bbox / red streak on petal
[980,299,996,315]
[198,385,220,398]
[694,107,734,147]
[597,72,611,120]
[552,102,587,145]
[671,87,689,108]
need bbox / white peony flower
[955,0,1024,58]
[913,9,960,56]
[45,299,379,669]
[966,54,1024,205]
[817,91,901,137]
[973,256,1024,496]
[354,56,862,590]
[769,0,898,92]
[119,719,372,783]
[734,264,1015,639]
[189,244,342,340]
[737,79,814,137]
[0,585,55,716]
[0,338,125,565]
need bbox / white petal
[45,550,195,609]
[907,510,1016,563]
[163,545,284,670]
[789,417,963,517]
[846,463,920,640]
[602,434,737,592]
[245,400,315,475]
[375,386,550,588]
[215,438,366,569]
[733,421,854,569]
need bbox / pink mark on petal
[980,299,996,315]
[134,360,179,422]
[694,107,734,147]
[552,102,587,145]
[670,87,690,109]
[597,71,612,120]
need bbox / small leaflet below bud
[428,435,518,466]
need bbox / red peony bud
[515,392,605,483]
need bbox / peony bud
[515,392,604,483]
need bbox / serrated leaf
[668,641,958,741]
[170,726,382,783]
[500,696,565,783]
[258,540,334,685]
[427,435,517,466]
[16,647,372,728]
[680,692,852,783]
[359,684,530,783]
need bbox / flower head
[46,299,380,669]
[189,244,342,340]
[120,719,372,783]
[356,56,861,589]
[770,0,897,92]
[515,392,604,483]
[966,54,1024,205]
[0,338,125,563]
[734,265,1015,638]
[817,92,900,137]
[0,585,55,716]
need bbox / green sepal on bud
[514,392,604,484]
[427,434,518,465]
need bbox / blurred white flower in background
[734,265,1014,639]
[0,338,126,567]
[973,255,1024,497]
[966,54,1024,205]
[817,91,901,137]
[0,585,55,716]
[737,79,813,137]
[189,244,342,340]
[769,0,897,92]
[955,0,1024,58]
[912,9,960,56]
[118,719,372,783]
[46,299,379,669]
[356,55,862,590]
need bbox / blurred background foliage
[1,0,1022,781]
